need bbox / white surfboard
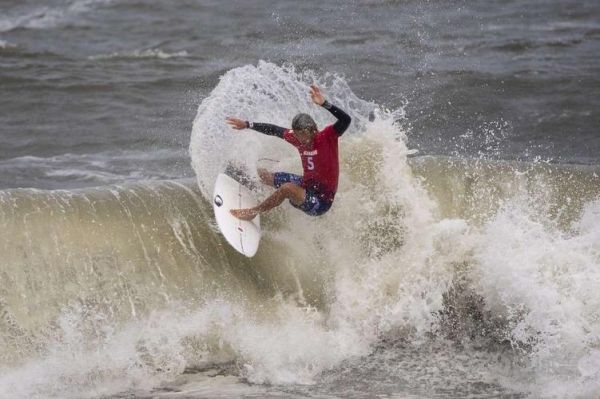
[213,173,261,257]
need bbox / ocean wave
[0,149,189,186]
[491,38,584,53]
[0,149,186,164]
[188,62,600,397]
[88,48,190,61]
[0,40,16,49]
[475,198,600,397]
[1,160,598,398]
[1,62,599,398]
[0,0,113,33]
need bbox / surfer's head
[292,113,318,144]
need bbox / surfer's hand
[226,117,248,130]
[310,84,325,106]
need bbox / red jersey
[283,125,339,202]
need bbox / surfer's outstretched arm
[247,122,286,138]
[309,85,351,136]
[322,101,351,136]
[226,117,286,138]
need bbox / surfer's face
[293,128,316,145]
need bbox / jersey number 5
[307,156,315,170]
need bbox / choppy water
[1,1,600,398]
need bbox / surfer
[225,84,351,221]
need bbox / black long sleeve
[322,100,351,136]
[248,122,286,138]
[248,100,350,138]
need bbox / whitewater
[0,62,598,398]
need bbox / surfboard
[212,173,261,257]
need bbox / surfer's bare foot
[230,208,258,221]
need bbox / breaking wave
[0,62,599,398]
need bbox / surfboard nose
[213,173,261,257]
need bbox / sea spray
[189,61,382,199]
[474,197,600,397]
[189,61,462,380]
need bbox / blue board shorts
[273,172,333,216]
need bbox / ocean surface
[1,1,599,398]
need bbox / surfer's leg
[277,182,307,207]
[231,183,306,221]
[257,168,275,187]
[257,183,306,211]
[257,170,303,189]
[273,172,303,188]
[290,190,333,216]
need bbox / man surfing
[225,85,351,221]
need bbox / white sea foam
[474,197,600,397]
[0,299,369,398]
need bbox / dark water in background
[1,0,599,189]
